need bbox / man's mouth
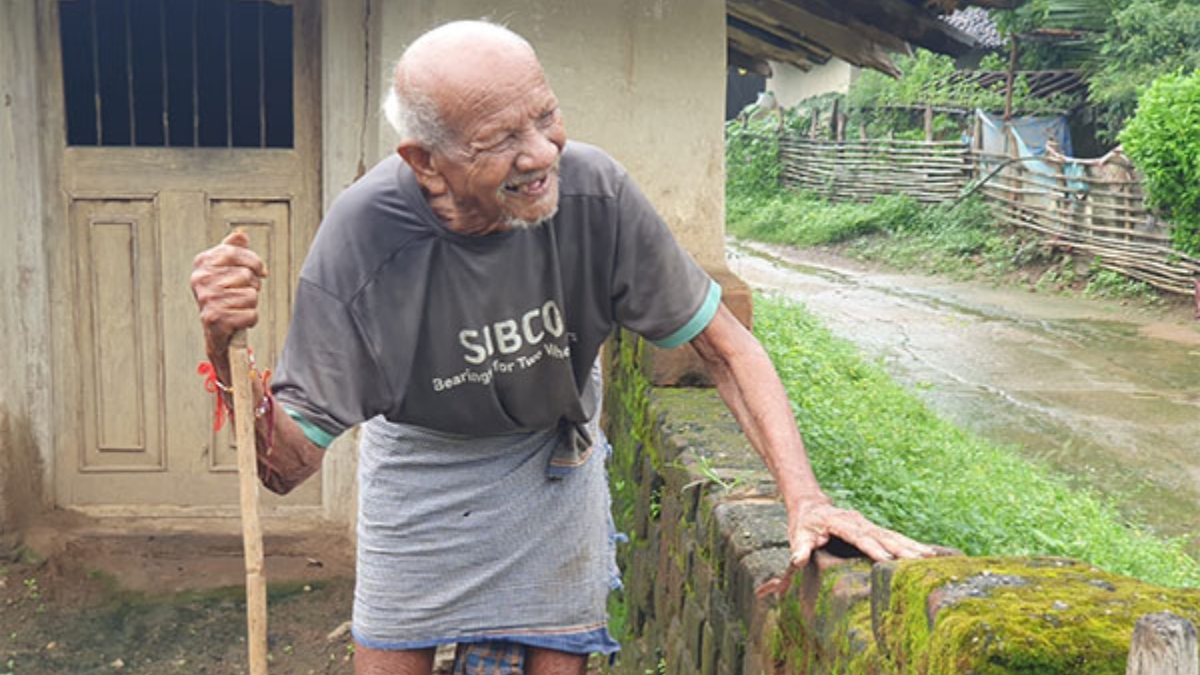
[504,172,553,196]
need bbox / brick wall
[604,331,1200,675]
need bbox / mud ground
[2,512,362,675]
[3,513,604,674]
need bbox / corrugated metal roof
[943,7,1005,50]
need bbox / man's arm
[191,230,324,495]
[689,303,934,569]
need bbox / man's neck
[423,189,509,237]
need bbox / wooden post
[1004,35,1019,121]
[1126,612,1198,675]
[231,330,270,675]
[1005,125,1022,223]
[830,98,840,141]
[1193,277,1200,321]
[924,105,934,142]
[1053,152,1071,234]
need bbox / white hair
[382,81,450,150]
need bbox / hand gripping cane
[230,329,270,675]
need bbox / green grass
[724,138,1195,585]
[1083,265,1164,304]
[728,190,919,247]
[753,294,1200,588]
[728,187,1047,280]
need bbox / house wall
[373,0,730,268]
[1,0,732,532]
[768,59,858,109]
[0,1,53,545]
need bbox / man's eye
[477,136,514,152]
[495,138,518,152]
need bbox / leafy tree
[1089,0,1200,143]
[845,50,1076,138]
[994,0,1118,70]
[1119,70,1200,256]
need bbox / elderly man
[190,20,933,675]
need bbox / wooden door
[47,0,322,514]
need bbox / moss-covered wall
[604,330,1200,675]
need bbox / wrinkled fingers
[875,529,938,560]
[209,244,267,278]
[215,264,263,292]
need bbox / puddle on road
[729,242,1200,555]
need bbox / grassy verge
[729,185,1165,304]
[754,293,1200,587]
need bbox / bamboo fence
[779,137,972,204]
[776,134,1200,296]
[973,150,1200,295]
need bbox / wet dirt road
[728,241,1200,554]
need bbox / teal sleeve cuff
[284,407,335,448]
[651,280,723,349]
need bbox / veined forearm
[709,342,823,501]
[690,307,826,508]
[255,403,324,495]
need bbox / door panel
[74,199,165,472]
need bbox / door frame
[39,0,323,518]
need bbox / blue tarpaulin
[977,109,1073,158]
[977,109,1083,193]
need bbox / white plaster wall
[373,0,729,267]
[0,0,54,531]
[322,0,382,211]
[768,59,858,109]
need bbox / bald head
[385,21,545,149]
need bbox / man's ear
[397,141,447,195]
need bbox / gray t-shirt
[272,141,720,450]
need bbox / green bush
[1120,70,1200,256]
[726,181,1014,276]
[727,191,924,247]
[724,116,781,201]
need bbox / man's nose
[515,127,561,172]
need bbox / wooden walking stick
[230,329,270,675]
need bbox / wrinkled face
[429,60,567,235]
